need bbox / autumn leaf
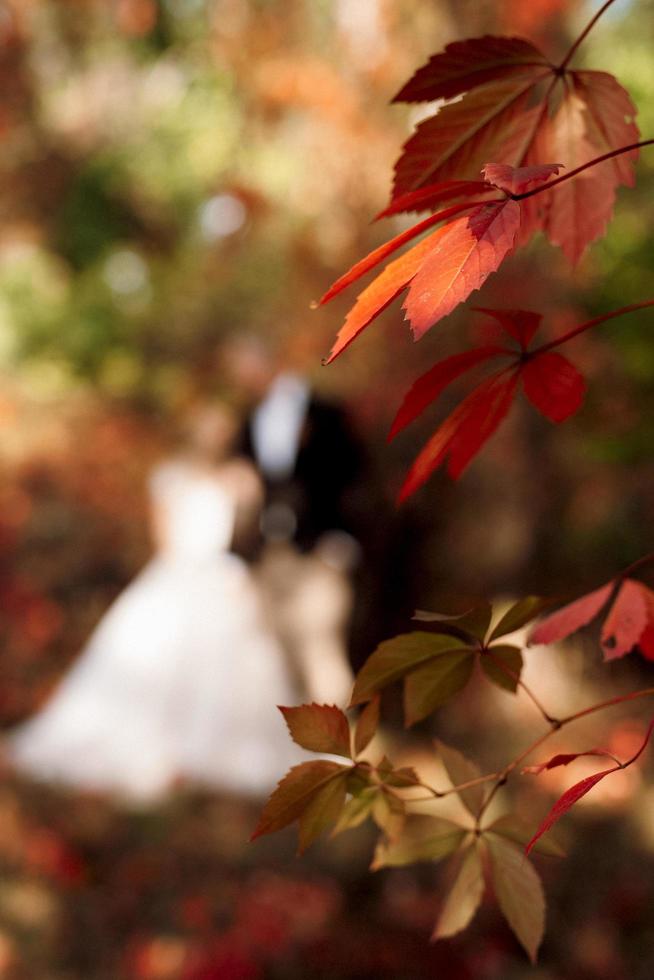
[403,650,476,725]
[488,595,552,641]
[391,35,639,263]
[529,577,654,661]
[251,760,349,848]
[432,844,485,941]
[279,703,351,758]
[486,834,545,962]
[525,719,654,856]
[390,308,594,498]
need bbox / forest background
[0,1,654,978]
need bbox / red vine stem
[532,300,654,356]
[514,139,654,201]
[558,0,620,72]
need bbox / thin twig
[532,300,654,356]
[513,140,654,202]
[558,0,620,72]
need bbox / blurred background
[1,0,654,976]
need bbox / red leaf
[393,35,549,103]
[529,582,613,645]
[521,351,586,423]
[600,579,651,661]
[279,703,351,758]
[323,225,449,364]
[393,77,545,197]
[403,201,521,339]
[524,767,618,856]
[377,180,491,219]
[388,346,506,440]
[482,162,562,195]
[523,749,616,775]
[525,720,654,855]
[251,761,349,841]
[474,308,542,349]
[389,37,639,262]
[398,372,519,500]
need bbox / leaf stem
[485,649,559,726]
[474,685,654,823]
[532,300,654,356]
[513,140,654,202]
[558,0,620,72]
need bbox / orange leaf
[280,703,351,758]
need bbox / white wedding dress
[8,459,306,801]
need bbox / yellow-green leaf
[485,814,565,858]
[437,740,485,818]
[480,645,524,693]
[372,815,468,870]
[489,596,551,642]
[298,771,349,853]
[432,844,485,941]
[351,632,469,706]
[486,834,546,962]
[403,650,475,725]
[354,695,380,756]
[332,788,378,836]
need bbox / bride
[7,404,311,801]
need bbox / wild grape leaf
[413,600,493,642]
[485,814,565,858]
[403,649,476,725]
[523,749,616,775]
[486,834,545,962]
[437,740,485,819]
[391,35,639,263]
[521,352,586,422]
[432,844,485,941]
[251,761,350,843]
[350,631,469,706]
[529,582,613,645]
[280,704,351,758]
[371,815,468,870]
[376,757,421,788]
[489,595,551,641]
[402,200,520,340]
[377,179,491,219]
[480,644,524,693]
[354,694,380,756]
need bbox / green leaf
[251,761,349,841]
[332,788,378,836]
[371,815,468,870]
[486,834,546,962]
[485,814,565,858]
[437,740,485,819]
[489,596,551,642]
[432,844,485,941]
[480,645,524,693]
[414,601,493,641]
[372,788,406,840]
[280,703,351,758]
[354,695,380,756]
[350,632,469,706]
[403,649,475,725]
[298,770,349,853]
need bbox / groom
[223,333,367,702]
